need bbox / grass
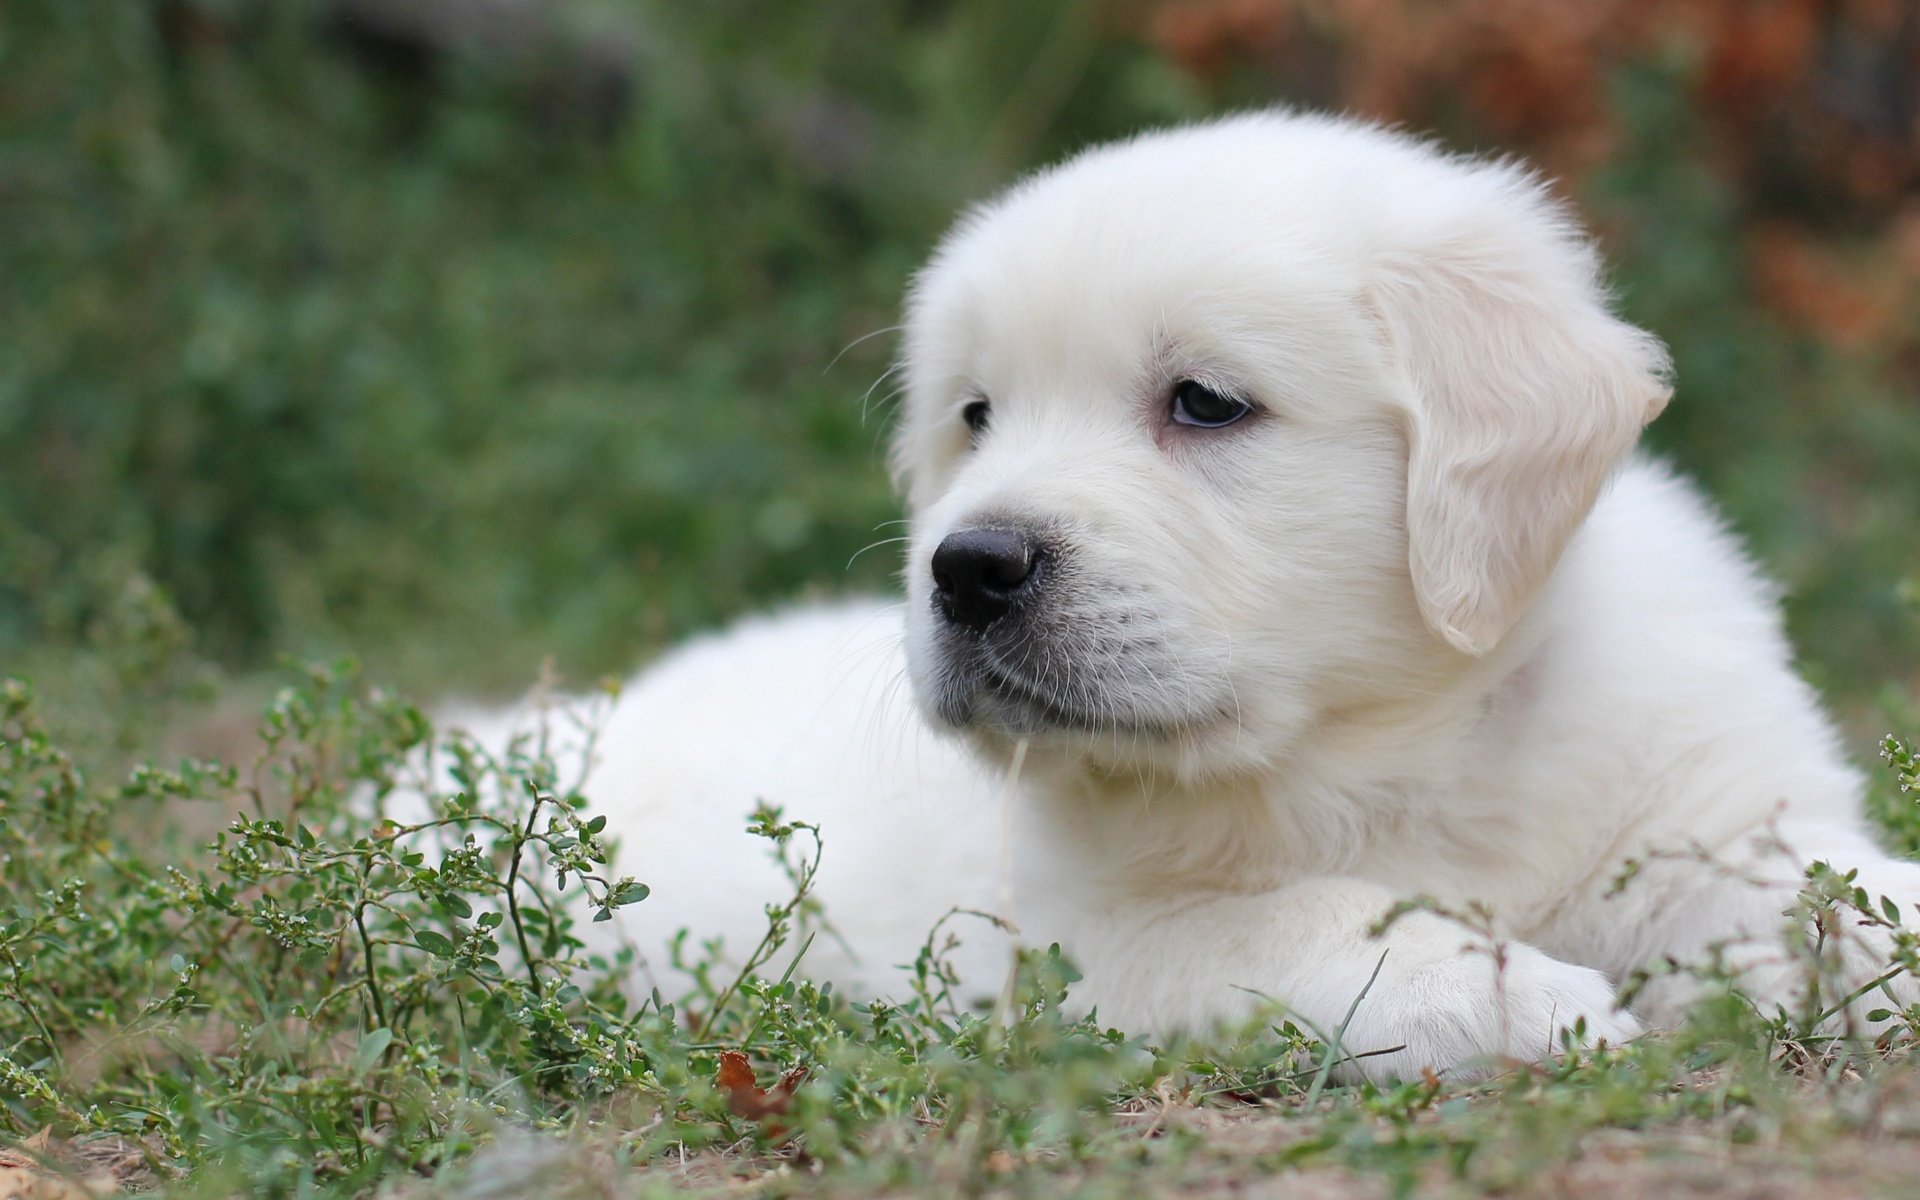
[4,621,1920,1198]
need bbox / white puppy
[477,112,1919,1078]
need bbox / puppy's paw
[1342,945,1639,1081]
[1478,946,1643,1064]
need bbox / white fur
[458,113,1918,1079]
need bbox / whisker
[825,324,904,377]
[846,535,912,570]
[859,366,907,426]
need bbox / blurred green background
[3,0,1916,734]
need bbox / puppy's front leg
[1064,877,1639,1080]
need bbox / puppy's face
[897,217,1417,777]
[892,115,1672,781]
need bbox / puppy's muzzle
[930,526,1042,632]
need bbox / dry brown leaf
[0,1133,113,1200]
[714,1050,807,1124]
[0,1130,133,1200]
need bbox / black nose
[931,527,1039,632]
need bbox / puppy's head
[892,113,1671,779]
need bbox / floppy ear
[1370,176,1672,656]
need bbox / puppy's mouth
[930,643,1195,740]
[974,661,1115,733]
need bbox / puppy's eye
[1170,380,1252,429]
[962,399,990,439]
